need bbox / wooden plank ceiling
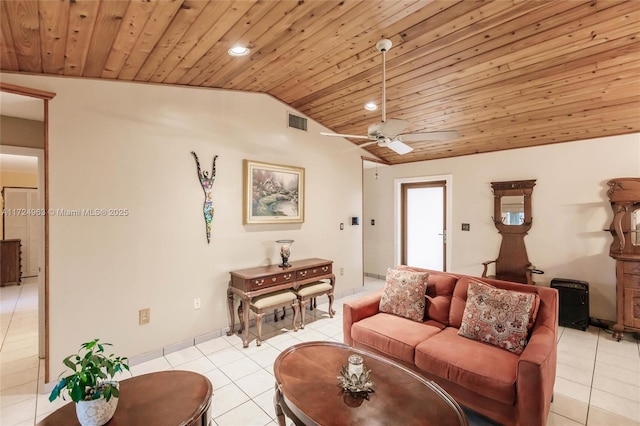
[1,0,639,165]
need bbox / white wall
[364,134,640,321]
[0,73,364,380]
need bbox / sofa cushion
[425,273,458,324]
[395,266,458,324]
[449,276,541,329]
[415,327,519,405]
[458,280,539,355]
[351,313,444,364]
[379,268,428,322]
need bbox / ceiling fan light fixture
[228,46,250,57]
[364,102,378,111]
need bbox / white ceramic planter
[75,395,118,426]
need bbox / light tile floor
[1,277,639,425]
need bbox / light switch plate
[139,308,150,325]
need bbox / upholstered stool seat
[244,290,299,346]
[293,280,335,328]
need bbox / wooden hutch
[0,239,22,286]
[607,178,640,340]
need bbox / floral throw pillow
[379,268,428,322]
[458,280,538,355]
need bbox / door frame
[1,82,55,381]
[395,174,453,271]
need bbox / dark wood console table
[228,258,335,347]
[37,371,212,425]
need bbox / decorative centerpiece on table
[337,354,375,403]
[276,239,294,268]
[49,339,129,426]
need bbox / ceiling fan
[320,39,459,155]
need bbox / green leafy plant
[49,339,129,403]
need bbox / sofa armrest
[342,289,383,346]
[516,324,557,426]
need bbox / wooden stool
[294,281,335,328]
[244,290,299,346]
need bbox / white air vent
[287,113,307,131]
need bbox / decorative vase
[276,239,294,268]
[75,395,118,426]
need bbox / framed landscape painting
[243,160,305,224]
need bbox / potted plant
[49,338,129,426]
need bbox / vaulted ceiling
[1,0,638,165]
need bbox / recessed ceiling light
[364,102,378,111]
[228,46,250,57]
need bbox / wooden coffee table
[37,371,212,425]
[273,341,468,426]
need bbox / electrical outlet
[193,298,201,310]
[340,267,345,276]
[139,308,150,325]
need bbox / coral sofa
[343,266,558,426]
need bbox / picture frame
[243,160,305,224]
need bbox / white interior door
[3,187,40,278]
[402,181,446,271]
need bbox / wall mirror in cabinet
[500,195,526,225]
[632,209,639,246]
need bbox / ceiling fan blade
[320,131,371,140]
[397,131,459,142]
[357,141,378,148]
[368,118,409,139]
[387,139,414,155]
[381,118,410,137]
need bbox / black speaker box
[550,278,589,331]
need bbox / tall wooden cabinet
[607,178,640,340]
[0,239,22,286]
